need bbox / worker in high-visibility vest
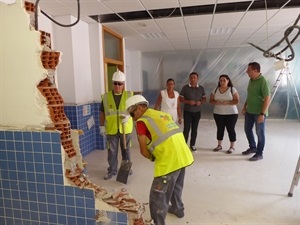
[99,70,133,180]
[126,95,194,225]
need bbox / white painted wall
[125,50,142,93]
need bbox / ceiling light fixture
[210,27,234,35]
[140,32,166,39]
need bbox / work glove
[120,114,130,124]
[99,126,106,137]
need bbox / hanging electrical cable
[248,13,300,62]
[34,0,80,30]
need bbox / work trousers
[106,133,131,175]
[149,168,186,225]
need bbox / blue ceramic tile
[17,172,27,181]
[32,132,41,141]
[66,216,76,224]
[27,182,37,192]
[66,206,76,216]
[15,141,24,151]
[43,153,53,164]
[30,211,39,220]
[0,131,4,139]
[36,173,45,182]
[33,142,42,152]
[45,174,54,184]
[29,202,39,212]
[22,210,31,220]
[35,163,44,173]
[55,175,63,184]
[66,196,75,205]
[8,161,16,170]
[53,154,62,164]
[6,141,15,150]
[36,183,45,192]
[42,142,52,153]
[43,163,53,173]
[25,162,34,172]
[41,132,51,142]
[39,202,47,212]
[48,203,56,214]
[57,205,66,214]
[52,143,61,153]
[51,133,60,143]
[17,162,26,171]
[53,164,62,174]
[20,201,29,210]
[5,131,14,140]
[1,170,9,179]
[46,184,55,194]
[23,142,33,152]
[7,151,15,160]
[107,211,117,221]
[0,140,6,150]
[117,212,128,223]
[22,132,32,141]
[16,151,25,161]
[34,153,43,163]
[76,207,85,217]
[14,132,23,141]
[57,215,67,224]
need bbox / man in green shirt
[242,62,271,161]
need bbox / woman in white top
[154,78,182,124]
[209,74,239,153]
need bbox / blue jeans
[244,112,266,155]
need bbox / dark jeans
[244,112,266,155]
[183,111,201,147]
[213,114,238,142]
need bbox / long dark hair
[217,74,233,87]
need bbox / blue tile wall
[64,102,106,157]
[0,130,127,225]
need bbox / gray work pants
[149,168,186,225]
[106,133,131,175]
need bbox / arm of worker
[137,134,153,160]
[154,92,162,110]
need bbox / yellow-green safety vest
[101,91,133,135]
[138,109,194,177]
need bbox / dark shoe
[249,153,263,161]
[104,173,115,180]
[213,145,222,152]
[190,146,197,152]
[168,207,184,218]
[242,148,257,155]
[226,147,235,154]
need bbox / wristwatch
[260,112,266,116]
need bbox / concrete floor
[84,119,300,225]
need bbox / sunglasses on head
[113,82,123,86]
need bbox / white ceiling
[29,0,300,52]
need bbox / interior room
[0,0,299,225]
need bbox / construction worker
[99,70,133,180]
[126,95,194,225]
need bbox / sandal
[226,147,235,154]
[213,145,222,152]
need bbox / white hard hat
[112,70,126,82]
[126,95,149,110]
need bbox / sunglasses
[113,82,124,86]
[128,106,138,117]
